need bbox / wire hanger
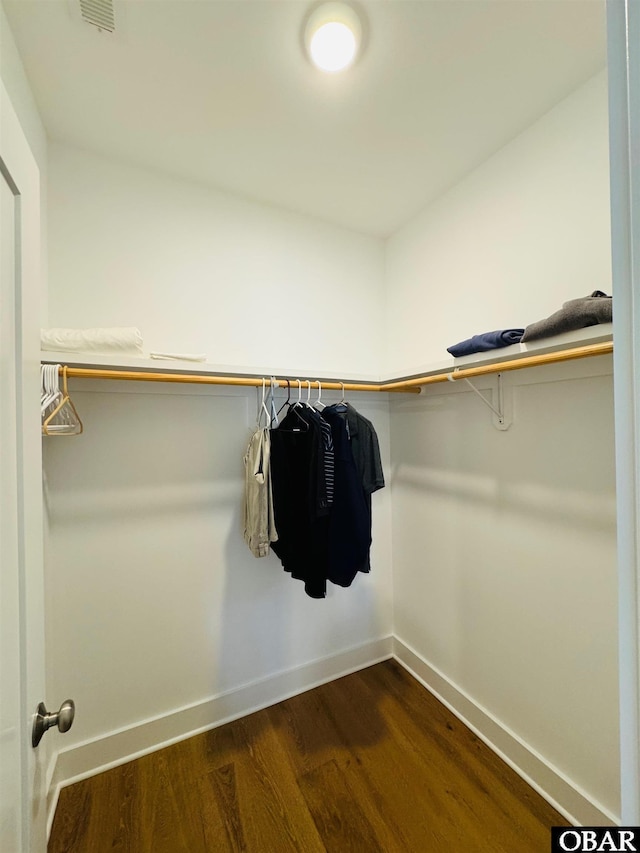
[279,379,308,431]
[277,379,291,416]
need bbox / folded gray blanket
[521,291,612,343]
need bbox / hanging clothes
[268,391,385,598]
[321,405,371,587]
[332,402,385,575]
[243,381,278,558]
[243,427,277,557]
[270,403,330,598]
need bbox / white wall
[47,142,385,379]
[385,71,612,375]
[387,70,618,821]
[0,4,46,166]
[0,2,48,323]
[43,148,393,777]
[391,362,618,820]
[43,383,393,757]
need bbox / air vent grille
[79,0,115,32]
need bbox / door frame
[607,0,640,826]
[0,79,46,851]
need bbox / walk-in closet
[2,0,638,850]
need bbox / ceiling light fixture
[304,2,362,73]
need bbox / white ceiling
[3,0,606,236]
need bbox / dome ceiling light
[304,2,362,73]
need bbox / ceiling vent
[79,0,115,32]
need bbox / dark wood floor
[48,660,564,852]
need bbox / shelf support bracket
[448,371,512,430]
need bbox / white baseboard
[47,635,394,835]
[392,636,619,828]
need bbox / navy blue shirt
[321,408,371,588]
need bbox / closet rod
[382,340,613,390]
[55,366,421,394]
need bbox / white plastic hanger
[332,381,347,410]
[313,380,326,411]
[268,376,279,427]
[41,364,62,416]
[42,366,83,436]
[256,377,271,428]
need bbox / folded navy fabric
[521,291,612,343]
[447,329,525,358]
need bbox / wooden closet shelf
[383,340,614,390]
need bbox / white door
[0,81,46,852]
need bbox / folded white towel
[149,352,207,362]
[41,327,144,355]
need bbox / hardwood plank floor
[48,660,565,852]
